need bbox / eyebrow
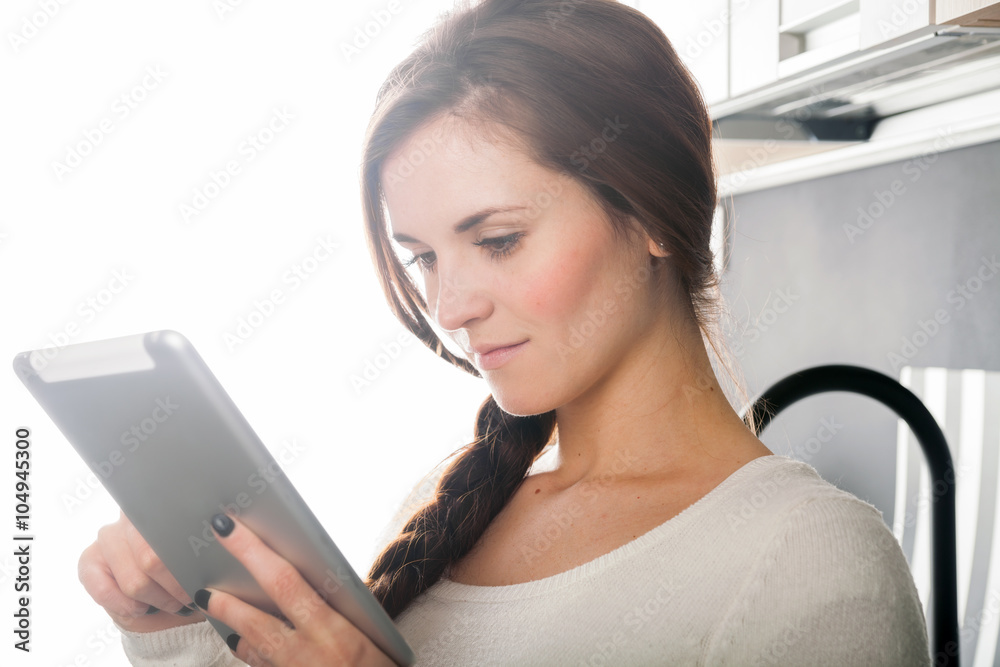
[391,206,528,244]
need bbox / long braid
[365,396,555,619]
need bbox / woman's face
[381,115,666,416]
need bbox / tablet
[12,330,415,666]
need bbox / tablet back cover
[13,330,414,665]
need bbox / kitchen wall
[720,137,1000,523]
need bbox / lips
[471,340,528,370]
[472,341,522,355]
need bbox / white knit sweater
[118,455,931,666]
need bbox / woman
[78,0,932,664]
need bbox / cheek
[515,246,603,321]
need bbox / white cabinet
[860,0,932,49]
[730,0,781,96]
[637,0,1000,107]
[779,0,861,77]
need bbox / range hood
[711,26,1000,143]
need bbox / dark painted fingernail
[194,589,211,610]
[175,605,195,616]
[145,605,160,615]
[226,633,241,652]
[211,513,235,537]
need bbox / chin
[489,383,560,418]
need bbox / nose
[430,262,493,334]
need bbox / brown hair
[360,0,752,619]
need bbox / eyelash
[402,232,525,271]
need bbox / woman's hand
[78,511,206,633]
[193,513,396,667]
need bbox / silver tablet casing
[13,330,415,666]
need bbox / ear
[647,237,670,258]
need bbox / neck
[548,314,759,489]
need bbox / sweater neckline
[429,453,785,603]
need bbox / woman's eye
[402,251,436,270]
[401,232,524,272]
[473,232,524,262]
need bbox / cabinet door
[730,0,781,97]
[936,0,1000,26]
[638,1,731,104]
[859,0,932,50]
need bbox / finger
[122,517,194,607]
[207,513,331,630]
[97,523,193,616]
[195,586,290,667]
[79,541,155,620]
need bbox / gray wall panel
[720,138,1000,525]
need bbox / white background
[0,1,491,664]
